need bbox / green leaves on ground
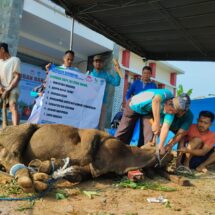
[55,189,69,200]
[83,190,100,199]
[115,179,176,192]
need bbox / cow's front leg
[10,162,49,193]
[10,164,34,192]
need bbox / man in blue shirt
[126,66,157,100]
[115,89,191,154]
[126,66,157,146]
[90,55,121,130]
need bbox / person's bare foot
[196,165,208,173]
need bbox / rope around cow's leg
[0,158,75,201]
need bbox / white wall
[155,64,171,84]
[23,0,114,50]
[129,52,145,74]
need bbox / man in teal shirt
[164,108,193,165]
[116,89,191,154]
[90,55,121,130]
[165,109,193,148]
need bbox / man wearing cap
[115,88,191,154]
[0,42,21,125]
[164,96,193,157]
[90,55,121,130]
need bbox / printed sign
[39,66,106,128]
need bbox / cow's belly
[23,124,81,163]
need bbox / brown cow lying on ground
[0,124,172,192]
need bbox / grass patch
[0,179,36,199]
[0,179,23,196]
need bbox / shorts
[0,88,19,107]
[182,147,215,169]
[7,88,19,104]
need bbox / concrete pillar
[99,44,124,128]
[102,51,115,128]
[0,0,24,56]
[111,44,124,122]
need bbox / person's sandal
[176,165,193,175]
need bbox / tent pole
[69,18,75,49]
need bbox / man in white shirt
[0,43,21,125]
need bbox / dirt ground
[0,170,215,215]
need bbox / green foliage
[115,178,177,192]
[186,89,193,96]
[177,84,184,96]
[0,179,23,196]
[177,84,193,96]
[164,200,172,208]
[55,189,69,200]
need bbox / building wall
[129,52,145,75]
[111,45,125,121]
[156,66,171,84]
[0,0,24,56]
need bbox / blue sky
[167,61,215,99]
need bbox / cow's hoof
[17,176,33,189]
[28,159,51,174]
[34,181,48,192]
[33,172,49,181]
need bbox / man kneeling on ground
[178,111,215,172]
